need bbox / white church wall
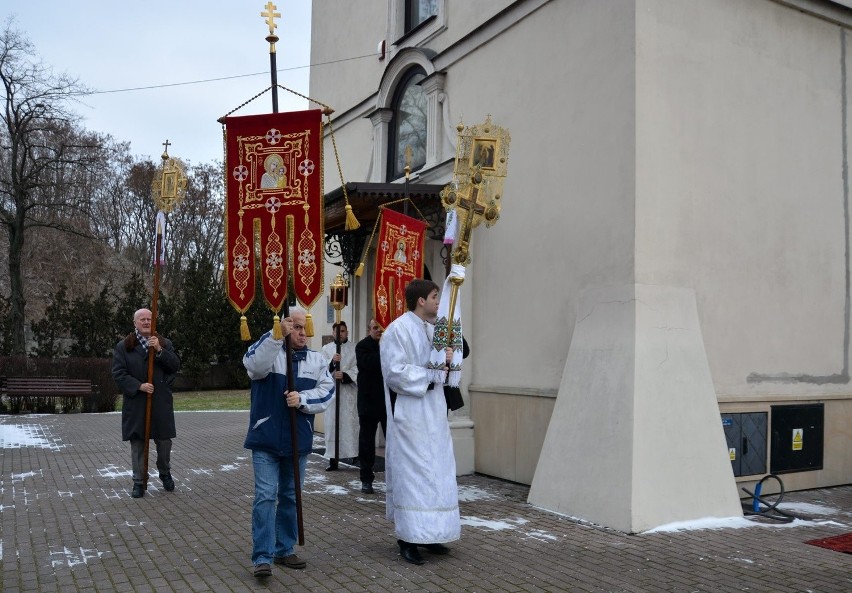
[453,0,638,391]
[310,0,386,120]
[636,0,850,397]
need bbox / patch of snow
[458,485,498,502]
[0,424,64,450]
[776,502,839,516]
[644,516,846,533]
[49,546,105,568]
[97,466,132,479]
[460,516,518,531]
[305,484,349,495]
[523,529,559,541]
[11,469,42,481]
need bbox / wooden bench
[1,377,94,413]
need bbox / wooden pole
[333,324,341,463]
[263,4,304,544]
[143,227,163,489]
[284,324,304,545]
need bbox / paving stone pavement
[1,411,850,593]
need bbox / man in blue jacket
[243,309,335,579]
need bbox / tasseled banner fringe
[344,204,360,230]
[272,315,283,340]
[305,312,315,337]
[240,315,251,341]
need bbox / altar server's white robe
[380,311,460,544]
[321,340,360,459]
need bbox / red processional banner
[373,209,427,329]
[223,110,324,319]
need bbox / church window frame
[388,0,446,48]
[387,66,428,181]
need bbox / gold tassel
[272,314,282,340]
[344,204,360,230]
[354,212,381,278]
[240,315,251,341]
[305,312,315,337]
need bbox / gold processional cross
[152,140,187,214]
[446,175,493,265]
[439,116,511,343]
[261,2,280,35]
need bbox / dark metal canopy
[324,182,446,235]
[323,182,449,277]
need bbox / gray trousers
[130,439,172,485]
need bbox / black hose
[741,473,797,523]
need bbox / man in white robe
[380,279,459,565]
[321,322,359,470]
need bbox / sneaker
[253,563,272,578]
[361,482,374,494]
[161,474,175,492]
[131,484,145,498]
[273,554,306,569]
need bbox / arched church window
[388,67,427,181]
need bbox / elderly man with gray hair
[112,308,181,499]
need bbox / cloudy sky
[3,1,313,166]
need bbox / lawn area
[174,389,250,411]
[116,389,250,411]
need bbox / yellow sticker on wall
[729,448,736,461]
[792,428,803,451]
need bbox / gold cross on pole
[152,150,187,214]
[443,169,498,265]
[261,2,280,36]
[453,186,485,265]
[438,116,511,354]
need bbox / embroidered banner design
[223,110,324,318]
[373,209,427,329]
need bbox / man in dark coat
[355,318,387,494]
[112,308,181,498]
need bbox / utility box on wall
[770,404,824,474]
[721,412,767,477]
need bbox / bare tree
[0,20,110,353]
[163,161,225,293]
[94,157,159,275]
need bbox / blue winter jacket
[243,331,335,456]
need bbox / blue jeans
[251,450,308,565]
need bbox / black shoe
[273,554,306,569]
[161,474,175,492]
[420,543,450,555]
[131,484,145,498]
[326,460,338,471]
[253,563,271,578]
[397,540,424,565]
[361,481,374,494]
